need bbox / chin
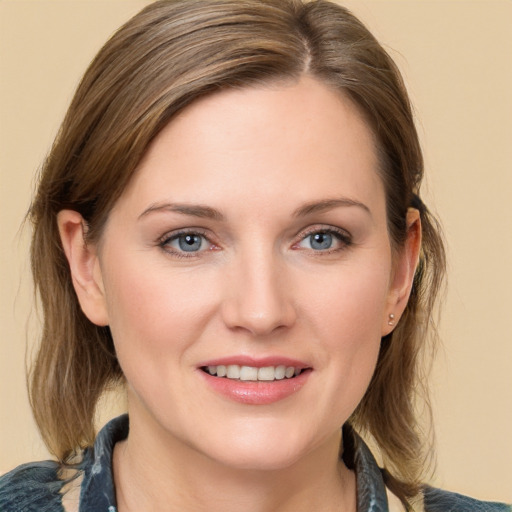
[195,420,326,472]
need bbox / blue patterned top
[0,415,509,511]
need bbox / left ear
[382,208,422,335]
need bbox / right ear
[57,210,109,326]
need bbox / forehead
[115,76,384,220]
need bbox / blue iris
[309,232,333,250]
[178,234,203,252]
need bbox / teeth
[240,366,258,381]
[204,365,302,381]
[257,366,275,381]
[274,365,286,379]
[227,365,240,379]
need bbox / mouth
[197,358,313,405]
[200,364,308,381]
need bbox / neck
[113,402,356,512]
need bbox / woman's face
[77,77,414,470]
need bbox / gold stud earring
[388,313,395,326]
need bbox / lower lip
[199,369,312,405]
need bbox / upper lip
[198,355,311,369]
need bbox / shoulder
[345,426,511,512]
[0,416,127,512]
[0,460,65,512]
[424,486,512,512]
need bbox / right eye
[159,230,214,257]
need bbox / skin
[58,76,420,512]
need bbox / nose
[221,249,297,337]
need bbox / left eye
[297,230,349,251]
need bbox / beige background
[1,0,511,502]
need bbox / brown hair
[28,0,445,505]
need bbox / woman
[0,0,509,510]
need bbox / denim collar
[78,415,127,512]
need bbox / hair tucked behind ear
[28,0,445,505]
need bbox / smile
[202,365,303,381]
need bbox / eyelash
[157,225,353,258]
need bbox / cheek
[306,261,390,414]
[101,258,219,367]
[307,256,391,339]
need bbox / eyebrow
[138,202,225,221]
[293,198,371,217]
[138,197,371,222]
